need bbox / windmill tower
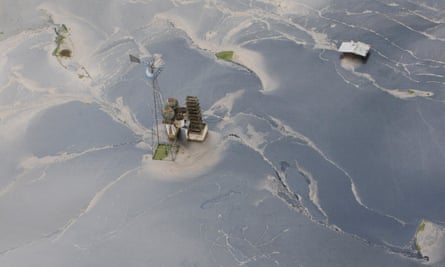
[130,54,178,160]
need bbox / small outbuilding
[338,41,370,58]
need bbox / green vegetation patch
[415,220,426,252]
[153,144,169,160]
[416,243,421,252]
[408,89,415,94]
[53,24,72,58]
[78,66,91,79]
[216,51,234,61]
[416,220,426,234]
[152,143,179,160]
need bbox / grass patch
[408,89,415,94]
[152,143,179,160]
[53,24,71,58]
[415,220,427,253]
[216,51,234,61]
[415,243,421,252]
[416,220,426,234]
[153,144,169,160]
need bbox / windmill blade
[129,54,141,63]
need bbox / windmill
[129,54,178,160]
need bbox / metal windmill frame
[130,54,178,160]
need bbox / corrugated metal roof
[338,41,370,57]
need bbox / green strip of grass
[153,144,170,160]
[416,220,426,234]
[414,220,427,252]
[153,144,179,160]
[216,51,234,61]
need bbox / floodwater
[1,0,444,266]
